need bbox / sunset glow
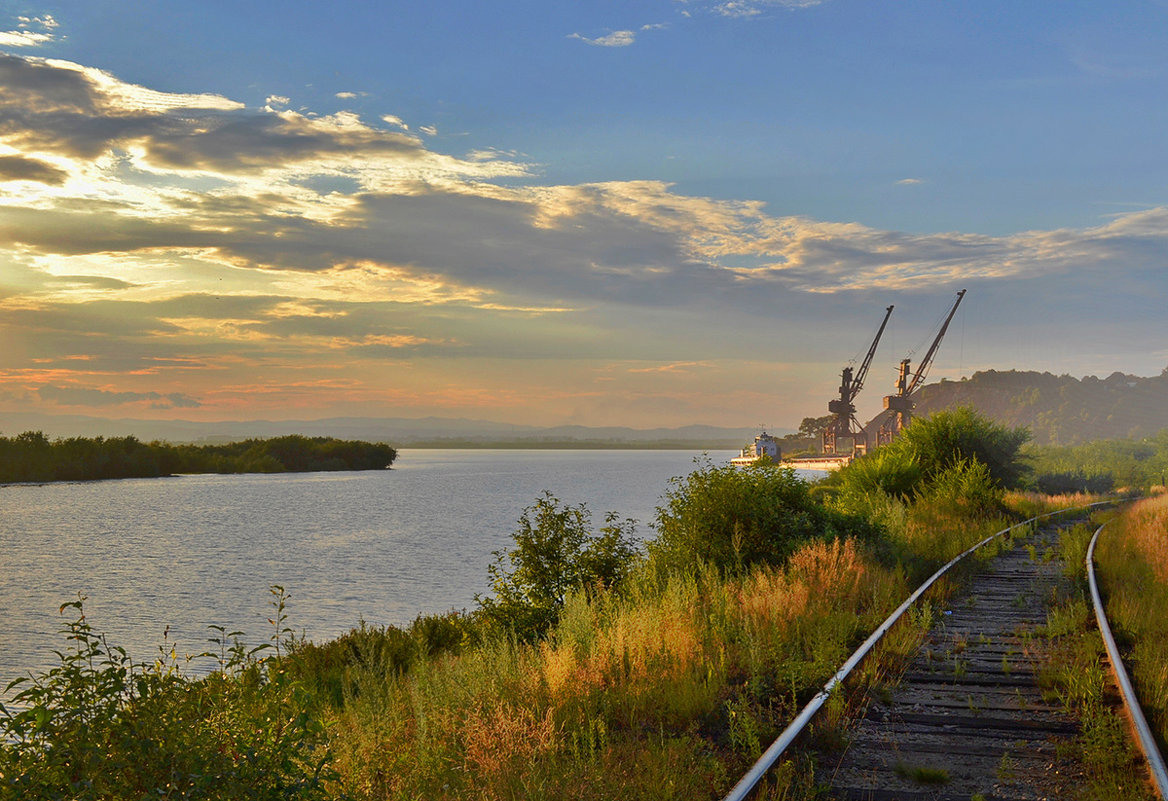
[2,3,1166,432]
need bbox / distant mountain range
[0,412,772,449]
[868,368,1168,446]
[7,368,1166,449]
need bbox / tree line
[0,432,397,484]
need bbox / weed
[0,590,333,800]
[894,761,950,784]
[996,751,1018,781]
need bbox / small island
[0,432,397,484]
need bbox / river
[2,449,770,686]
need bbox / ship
[730,430,781,466]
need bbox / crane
[878,289,966,444]
[822,304,894,456]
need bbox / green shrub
[1035,471,1115,495]
[917,459,1004,517]
[896,407,1030,488]
[477,493,639,640]
[829,446,922,501]
[648,460,875,572]
[0,590,333,800]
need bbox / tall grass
[1093,494,1168,754]
[325,538,913,799]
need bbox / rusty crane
[878,289,966,444]
[822,304,894,457]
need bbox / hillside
[868,368,1168,446]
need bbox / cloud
[678,0,827,17]
[265,94,290,107]
[627,361,713,374]
[0,53,530,189]
[0,14,58,47]
[0,29,53,47]
[36,385,202,408]
[896,177,923,185]
[569,30,637,47]
[2,49,1168,421]
[0,154,67,184]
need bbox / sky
[1,0,1166,431]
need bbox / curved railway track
[723,503,1167,801]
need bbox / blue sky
[1,1,1166,429]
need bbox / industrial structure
[877,289,966,444]
[739,290,967,471]
[821,305,894,457]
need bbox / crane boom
[904,289,965,396]
[850,304,894,402]
[823,304,894,456]
[879,289,966,444]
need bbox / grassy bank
[2,409,1107,799]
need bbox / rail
[722,500,1119,801]
[1087,522,1168,799]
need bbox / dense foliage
[894,406,1030,488]
[477,493,639,640]
[1026,427,1168,491]
[824,408,1028,515]
[0,432,396,483]
[907,367,1168,446]
[0,589,332,801]
[650,460,877,571]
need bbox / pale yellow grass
[1120,494,1168,582]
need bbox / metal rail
[722,501,1117,801]
[1087,522,1168,799]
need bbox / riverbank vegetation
[0,432,396,483]
[1,408,1125,799]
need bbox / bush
[828,446,922,501]
[826,407,1029,515]
[477,493,639,640]
[896,407,1030,488]
[649,460,876,572]
[0,590,333,800]
[1035,471,1115,495]
[916,458,1004,517]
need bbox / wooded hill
[869,368,1168,446]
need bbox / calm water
[1,449,753,686]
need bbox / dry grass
[322,537,912,800]
[1094,494,1168,757]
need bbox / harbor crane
[878,289,966,444]
[822,304,894,456]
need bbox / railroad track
[723,504,1168,801]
